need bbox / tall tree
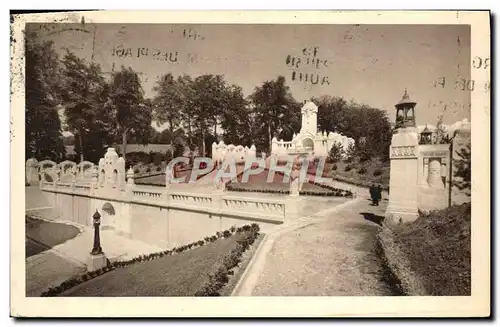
[152,73,182,132]
[313,95,392,160]
[189,74,228,156]
[60,51,113,163]
[176,74,195,148]
[250,76,299,152]
[219,84,251,146]
[435,114,452,144]
[108,66,152,163]
[25,29,65,160]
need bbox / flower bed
[40,224,260,297]
[226,181,353,197]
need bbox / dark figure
[369,184,376,206]
[374,184,382,206]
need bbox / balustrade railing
[41,182,288,221]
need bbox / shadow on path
[360,212,385,226]
[26,216,80,258]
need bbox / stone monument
[25,158,39,185]
[385,90,420,223]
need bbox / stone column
[385,127,419,223]
[422,157,429,186]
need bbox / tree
[328,141,344,163]
[176,74,195,148]
[25,29,65,160]
[250,76,300,152]
[454,144,471,194]
[219,85,251,146]
[152,73,182,132]
[435,115,452,144]
[189,74,232,156]
[60,51,113,163]
[108,66,152,163]
[313,95,391,161]
[344,143,356,163]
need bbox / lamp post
[91,210,103,255]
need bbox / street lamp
[91,209,103,255]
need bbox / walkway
[234,197,393,296]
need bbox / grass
[26,216,80,258]
[61,236,239,296]
[327,158,390,187]
[388,202,471,296]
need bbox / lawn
[26,216,80,258]
[390,202,471,295]
[61,236,239,296]
[326,158,390,188]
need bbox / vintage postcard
[10,10,490,317]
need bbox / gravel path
[250,197,393,296]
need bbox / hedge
[195,223,260,296]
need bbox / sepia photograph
[10,10,490,317]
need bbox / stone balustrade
[40,178,291,224]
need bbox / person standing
[375,184,382,206]
[369,184,376,206]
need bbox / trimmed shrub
[344,165,353,172]
[358,167,367,174]
[373,169,383,177]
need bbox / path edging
[377,226,428,296]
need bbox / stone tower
[385,90,420,223]
[300,101,318,136]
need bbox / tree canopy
[25,31,65,160]
[27,46,394,164]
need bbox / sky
[30,23,472,131]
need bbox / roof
[396,89,417,107]
[421,124,432,134]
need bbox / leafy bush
[344,165,353,172]
[145,167,151,173]
[332,163,338,171]
[357,167,367,174]
[195,227,260,296]
[156,166,162,172]
[373,169,382,177]
[328,142,344,163]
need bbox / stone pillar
[385,127,419,223]
[422,157,429,186]
[91,167,99,189]
[126,168,135,191]
[26,158,39,185]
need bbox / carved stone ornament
[391,145,416,158]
